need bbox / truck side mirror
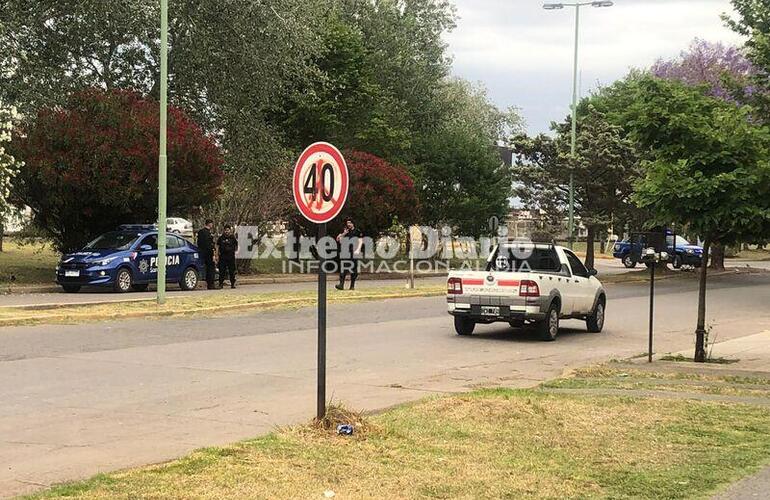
[140,244,152,252]
[588,268,598,277]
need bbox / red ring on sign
[292,142,349,224]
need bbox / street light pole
[543,1,614,249]
[157,0,168,304]
[569,3,580,250]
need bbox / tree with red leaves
[331,150,419,237]
[10,89,224,252]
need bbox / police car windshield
[84,231,140,250]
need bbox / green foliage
[610,76,770,245]
[512,105,642,239]
[2,0,510,238]
[724,1,770,120]
[413,80,516,237]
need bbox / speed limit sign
[292,141,349,422]
[293,142,349,224]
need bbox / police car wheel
[622,255,637,268]
[114,268,133,293]
[672,255,683,269]
[61,284,81,293]
[180,267,198,291]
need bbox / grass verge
[30,370,770,499]
[0,284,446,327]
[0,240,59,285]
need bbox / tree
[512,106,642,269]
[652,38,765,269]
[652,38,760,105]
[723,1,770,119]
[0,102,23,251]
[413,80,517,238]
[334,150,420,238]
[618,76,770,362]
[10,88,224,252]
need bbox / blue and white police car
[56,225,203,293]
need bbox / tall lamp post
[157,0,169,304]
[543,1,614,249]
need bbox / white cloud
[445,0,745,133]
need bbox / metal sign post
[648,258,655,363]
[316,223,327,420]
[292,142,349,421]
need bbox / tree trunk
[694,238,711,363]
[709,243,725,270]
[0,222,4,252]
[585,225,596,270]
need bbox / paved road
[2,273,770,496]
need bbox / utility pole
[157,0,168,304]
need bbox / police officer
[197,219,217,290]
[335,217,363,290]
[217,224,239,289]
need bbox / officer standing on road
[217,224,239,289]
[197,219,217,290]
[335,217,363,291]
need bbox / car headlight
[91,257,117,267]
[686,249,695,254]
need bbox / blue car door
[164,235,184,282]
[175,236,197,273]
[135,234,159,283]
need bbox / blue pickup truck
[613,232,704,269]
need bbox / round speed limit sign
[293,142,349,224]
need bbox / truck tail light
[519,280,540,297]
[447,277,463,295]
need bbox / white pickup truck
[447,242,606,341]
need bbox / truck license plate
[481,306,500,316]
[65,270,80,277]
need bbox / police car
[56,225,203,293]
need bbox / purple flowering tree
[651,38,760,105]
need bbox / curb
[0,272,448,296]
[0,289,447,327]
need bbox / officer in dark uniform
[335,217,363,290]
[217,224,239,289]
[197,219,217,289]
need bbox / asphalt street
[1,272,770,496]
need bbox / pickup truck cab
[447,242,606,341]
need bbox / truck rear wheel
[454,316,475,336]
[537,304,560,341]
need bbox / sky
[444,0,745,135]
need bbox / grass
[0,239,59,285]
[733,247,770,261]
[30,374,770,500]
[661,353,739,365]
[0,284,446,327]
[543,365,770,399]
